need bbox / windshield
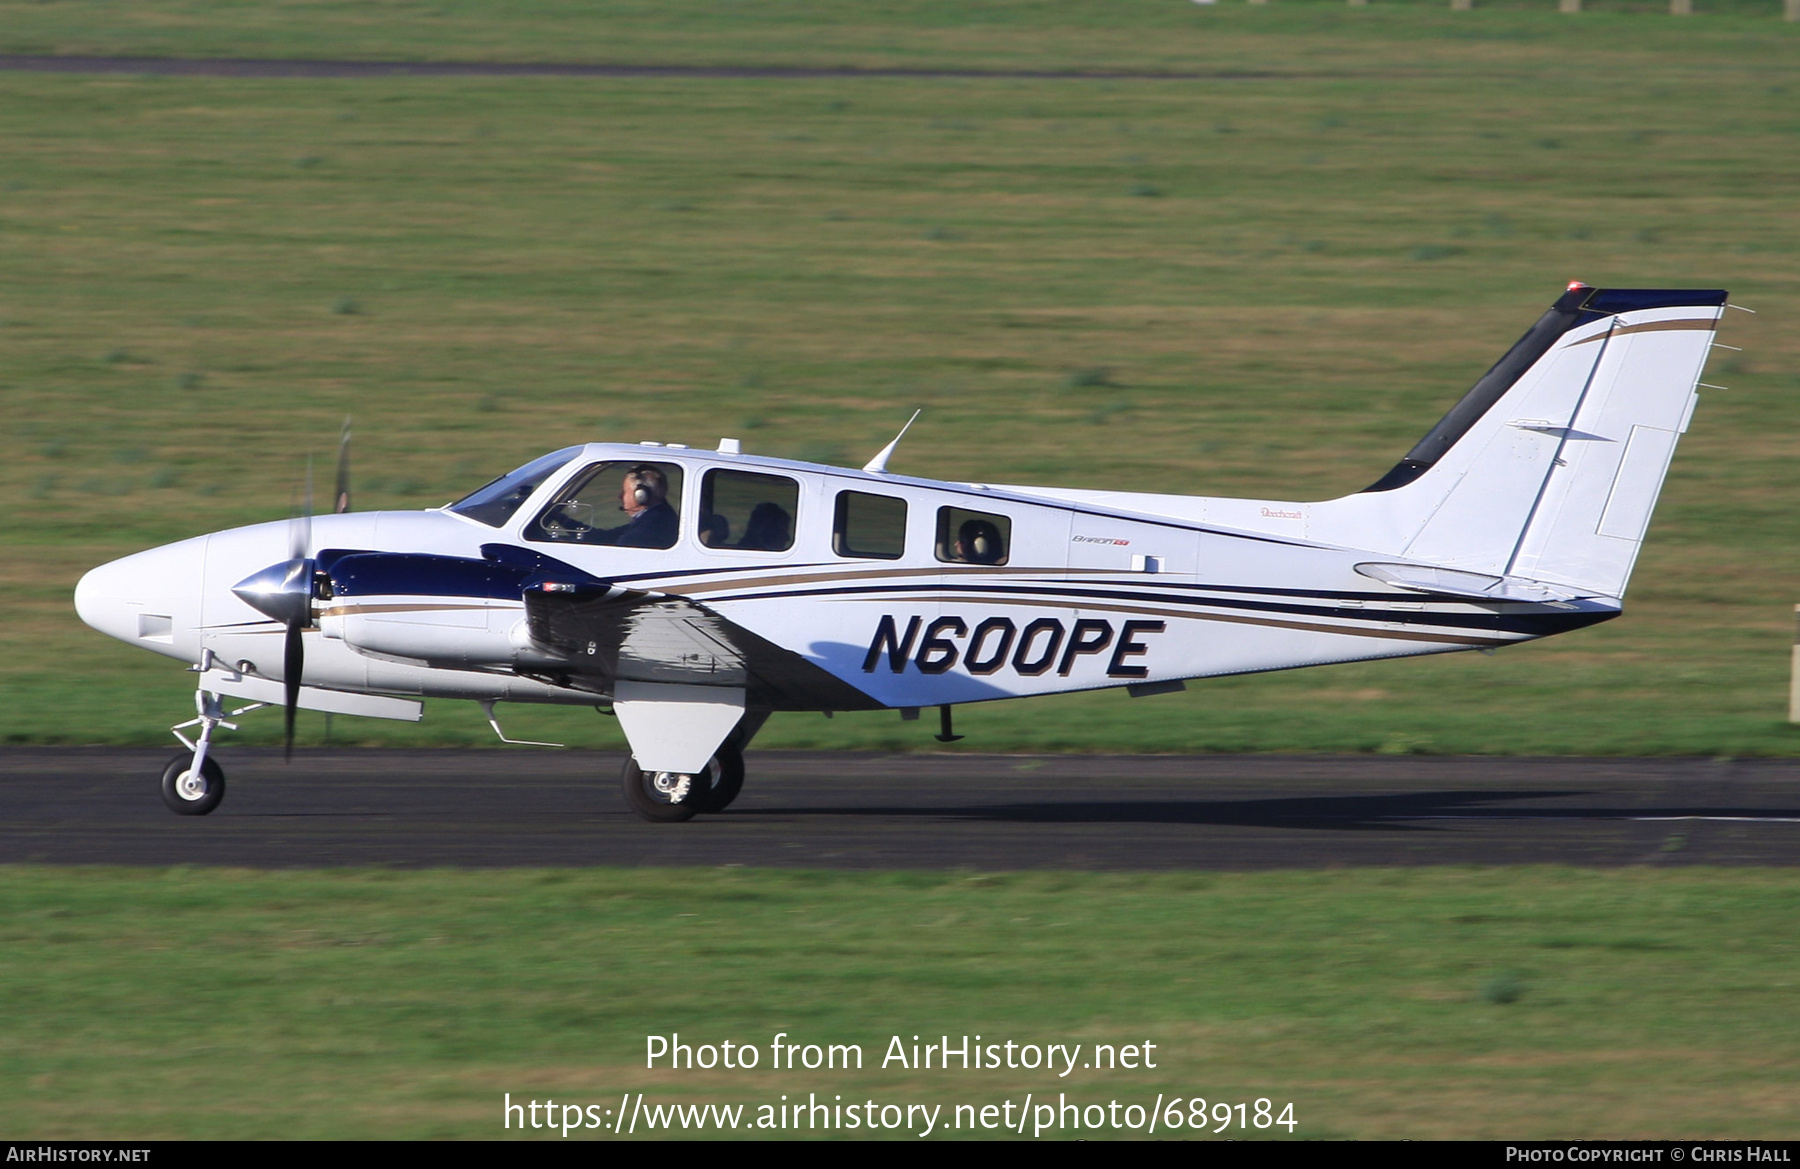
[449,447,582,527]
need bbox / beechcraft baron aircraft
[76,284,1731,821]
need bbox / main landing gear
[621,741,746,823]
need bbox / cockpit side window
[524,461,684,549]
[449,446,582,528]
[833,491,907,560]
[936,506,1010,566]
[699,470,798,553]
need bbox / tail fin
[1313,285,1727,599]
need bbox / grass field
[3,0,1798,67]
[7,3,1798,753]
[2,865,1796,1139]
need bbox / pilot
[596,465,678,548]
[954,519,1005,565]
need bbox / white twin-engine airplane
[76,284,1729,821]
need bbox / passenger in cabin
[697,511,729,547]
[739,501,793,552]
[596,465,679,548]
[954,519,1005,565]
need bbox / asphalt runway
[5,748,1800,869]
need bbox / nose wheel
[621,743,744,822]
[160,753,226,816]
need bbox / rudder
[1506,289,1724,597]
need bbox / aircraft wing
[522,582,880,711]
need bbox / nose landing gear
[162,653,268,817]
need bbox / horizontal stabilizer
[1353,562,1607,604]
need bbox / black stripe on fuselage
[706,580,1616,639]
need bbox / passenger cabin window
[524,461,684,549]
[833,491,907,560]
[937,506,1011,566]
[449,446,582,528]
[699,469,799,553]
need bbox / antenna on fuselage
[862,409,922,475]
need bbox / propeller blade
[334,416,352,514]
[283,616,304,761]
[282,457,316,761]
[288,460,313,564]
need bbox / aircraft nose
[74,536,208,653]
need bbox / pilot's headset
[961,520,1000,563]
[627,466,661,507]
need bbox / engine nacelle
[322,600,560,668]
[317,548,582,669]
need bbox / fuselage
[74,439,1615,715]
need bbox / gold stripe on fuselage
[664,563,1118,597]
[317,602,504,618]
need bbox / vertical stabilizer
[1307,285,1726,599]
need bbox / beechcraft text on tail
[74,284,1732,821]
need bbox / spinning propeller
[334,416,352,516]
[229,419,352,758]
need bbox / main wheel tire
[160,753,225,816]
[693,743,745,813]
[622,754,715,823]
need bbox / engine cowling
[317,549,577,668]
